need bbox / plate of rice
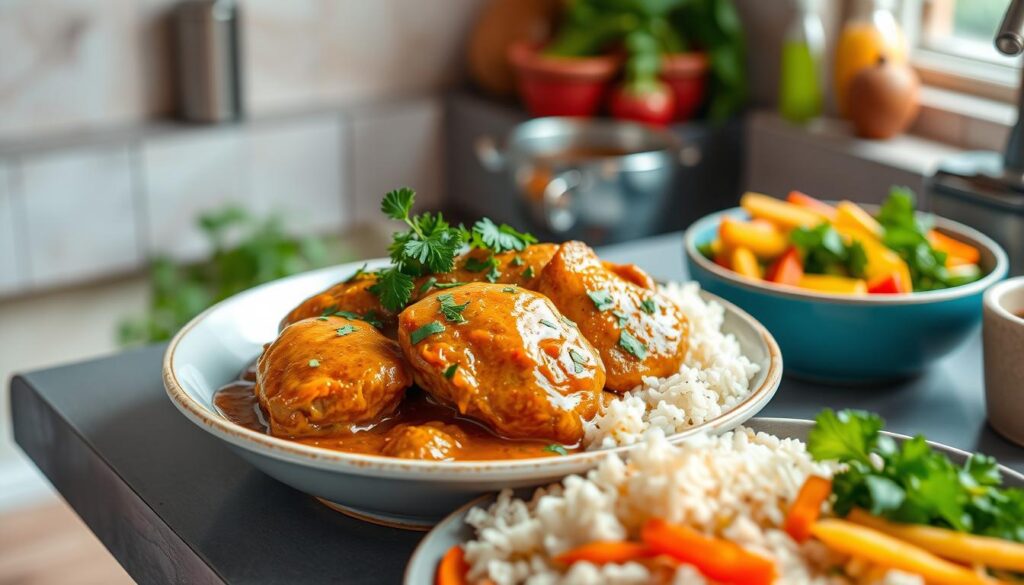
[406,413,1024,584]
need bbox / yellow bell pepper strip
[810,519,1002,585]
[836,201,884,240]
[553,541,655,566]
[787,191,838,221]
[798,274,868,295]
[832,223,912,287]
[719,216,788,259]
[436,545,469,585]
[847,509,1024,572]
[741,192,823,230]
[731,247,762,280]
[641,518,777,585]
[784,476,833,543]
[928,230,980,265]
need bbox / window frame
[898,0,1020,103]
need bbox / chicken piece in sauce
[534,241,688,392]
[397,282,605,445]
[425,243,557,291]
[256,316,412,438]
[380,422,466,460]
[279,272,393,331]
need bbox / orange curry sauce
[213,361,584,461]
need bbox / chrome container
[476,118,686,242]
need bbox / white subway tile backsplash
[142,128,243,261]
[20,146,139,287]
[351,99,444,223]
[244,115,348,236]
[0,164,22,294]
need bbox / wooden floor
[0,499,134,585]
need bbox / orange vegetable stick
[787,191,838,220]
[929,230,980,264]
[765,247,803,286]
[730,247,762,280]
[784,476,833,542]
[553,541,654,565]
[436,545,469,585]
[641,518,777,585]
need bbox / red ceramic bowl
[661,52,709,122]
[507,41,622,117]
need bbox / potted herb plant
[508,0,745,123]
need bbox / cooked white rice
[463,430,925,585]
[582,282,760,450]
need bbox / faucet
[997,0,1024,173]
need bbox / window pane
[921,0,1018,66]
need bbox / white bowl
[404,417,1024,584]
[163,259,783,529]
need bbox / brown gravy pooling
[213,362,580,461]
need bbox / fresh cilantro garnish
[468,218,537,253]
[443,364,459,379]
[369,269,414,313]
[437,294,469,323]
[501,286,517,293]
[511,255,524,267]
[522,266,535,279]
[333,310,382,329]
[568,348,589,373]
[418,276,437,295]
[336,325,357,336]
[640,298,657,314]
[410,321,445,345]
[344,263,368,283]
[486,263,501,283]
[587,290,614,311]
[618,331,648,359]
[808,409,1024,541]
[790,223,866,278]
[463,255,495,273]
[320,305,339,316]
[544,444,569,456]
[539,318,558,329]
[371,188,467,311]
[434,282,466,289]
[316,316,329,321]
[612,309,630,327]
[308,359,320,368]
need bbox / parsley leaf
[587,290,614,311]
[501,286,517,293]
[640,298,657,314]
[470,218,538,253]
[486,264,501,283]
[511,255,524,266]
[612,309,630,327]
[370,269,415,313]
[618,331,648,359]
[544,444,569,456]
[335,325,357,336]
[807,409,882,466]
[463,255,495,273]
[381,187,414,220]
[308,359,320,368]
[568,348,589,373]
[344,263,368,283]
[418,276,437,295]
[437,294,469,323]
[522,266,535,279]
[443,364,459,379]
[410,321,445,344]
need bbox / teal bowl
[684,208,1009,382]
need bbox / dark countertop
[11,232,1023,585]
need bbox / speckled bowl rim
[162,261,783,481]
[684,206,1009,306]
[403,417,1024,584]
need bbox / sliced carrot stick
[641,518,777,585]
[929,230,980,264]
[848,508,1024,572]
[553,541,654,565]
[436,545,469,585]
[784,476,833,543]
[810,519,1001,585]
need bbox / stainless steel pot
[476,118,688,242]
